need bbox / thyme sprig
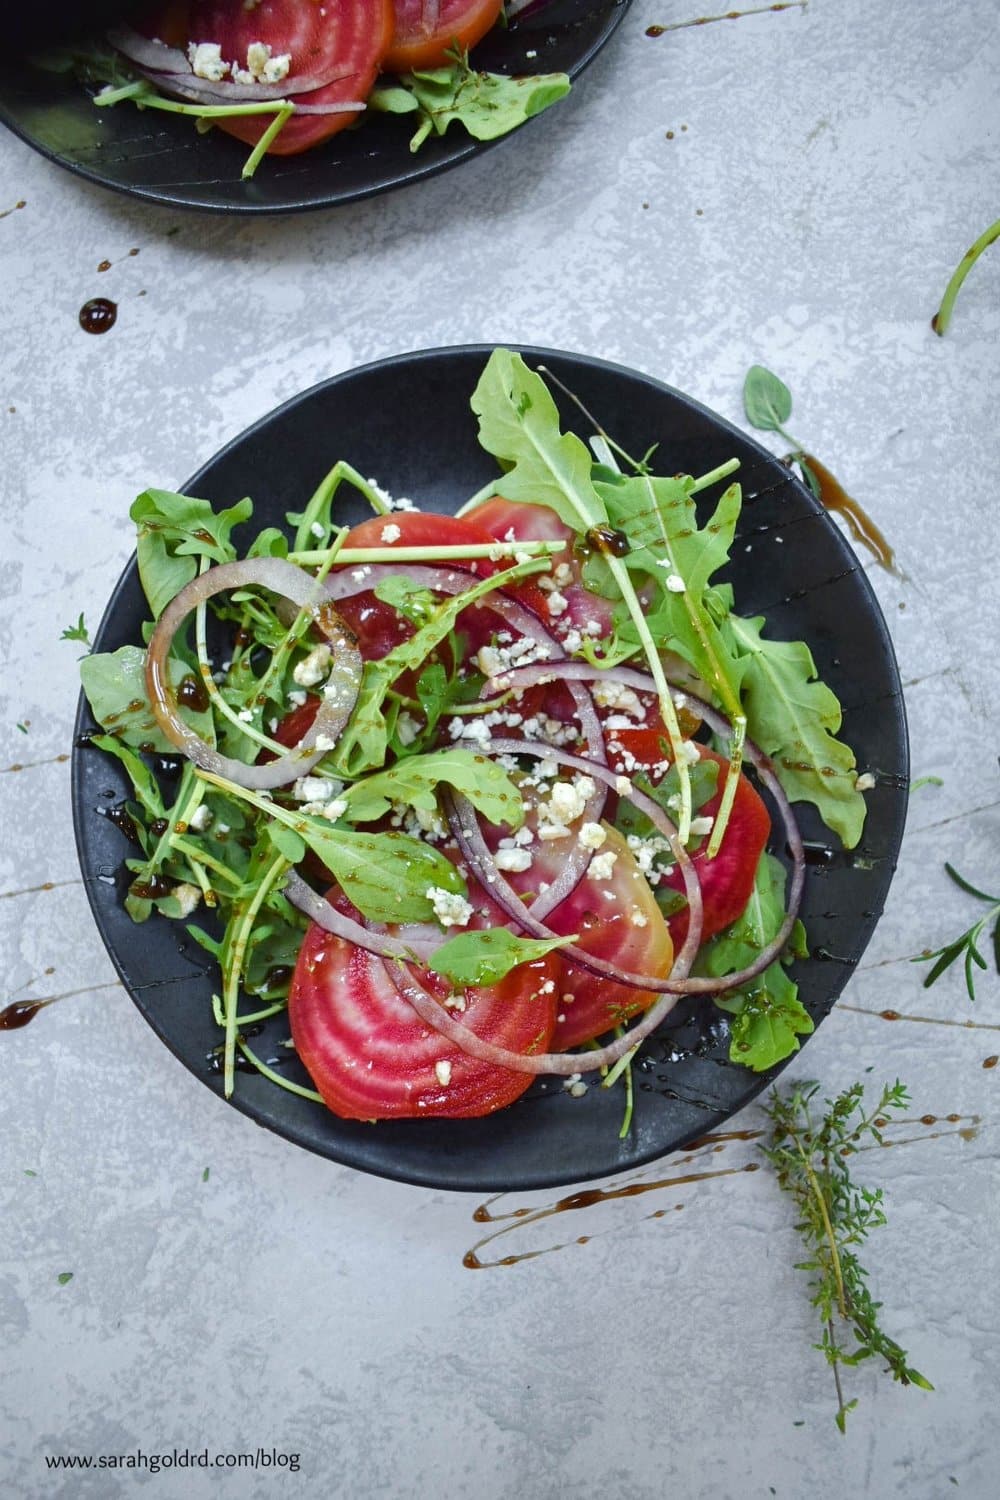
[914,864,1000,1000]
[763,1079,933,1431]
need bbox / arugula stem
[606,552,695,842]
[222,851,290,1098]
[289,539,566,566]
[688,457,741,495]
[237,1038,324,1102]
[933,216,1000,335]
[292,461,392,549]
[241,104,294,179]
[167,836,243,889]
[250,529,346,711]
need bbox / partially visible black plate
[0,1,630,214]
[72,345,908,1190]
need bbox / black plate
[0,1,630,215]
[72,345,908,1190]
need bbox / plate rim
[71,341,910,1191]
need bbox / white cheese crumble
[188,803,213,833]
[170,882,202,918]
[233,40,291,85]
[380,523,402,543]
[578,821,607,850]
[629,909,649,928]
[293,642,332,687]
[426,886,474,927]
[495,847,533,873]
[188,42,229,81]
[434,1059,452,1087]
[292,775,342,804]
[546,590,569,617]
[689,815,714,838]
[855,771,876,791]
[302,797,348,822]
[588,850,618,881]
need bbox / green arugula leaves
[699,853,813,1071]
[371,52,570,151]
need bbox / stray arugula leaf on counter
[61,613,91,646]
[932,216,1000,336]
[742,365,896,576]
[914,864,1000,1000]
[57,1272,74,1286]
[16,722,28,734]
[763,1079,933,1431]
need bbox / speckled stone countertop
[2,1,998,1496]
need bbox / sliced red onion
[443,758,706,994]
[383,956,688,1078]
[326,559,608,915]
[289,102,368,116]
[145,558,361,791]
[284,871,416,961]
[484,660,807,949]
[447,731,805,997]
[108,23,356,102]
[107,26,191,75]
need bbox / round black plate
[0,1,630,215]
[72,345,908,1190]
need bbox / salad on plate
[78,349,870,1134]
[33,0,573,176]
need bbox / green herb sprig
[914,864,1000,1000]
[763,1079,933,1431]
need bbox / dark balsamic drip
[584,524,631,557]
[129,874,176,900]
[177,675,210,712]
[0,1000,45,1030]
[801,452,896,572]
[101,803,141,844]
[79,298,117,335]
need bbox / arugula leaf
[343,749,525,829]
[61,612,90,646]
[722,614,865,848]
[80,646,213,751]
[599,472,747,709]
[698,852,813,1071]
[130,489,253,618]
[743,365,794,434]
[373,575,438,625]
[196,771,467,925]
[328,556,546,777]
[471,349,608,532]
[428,928,573,986]
[90,734,167,820]
[371,52,570,151]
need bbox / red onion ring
[145,558,361,791]
[447,732,805,996]
[325,560,608,916]
[107,24,357,102]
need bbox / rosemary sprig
[913,863,1000,1001]
[763,1079,933,1431]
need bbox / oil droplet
[79,298,117,335]
[97,259,112,272]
